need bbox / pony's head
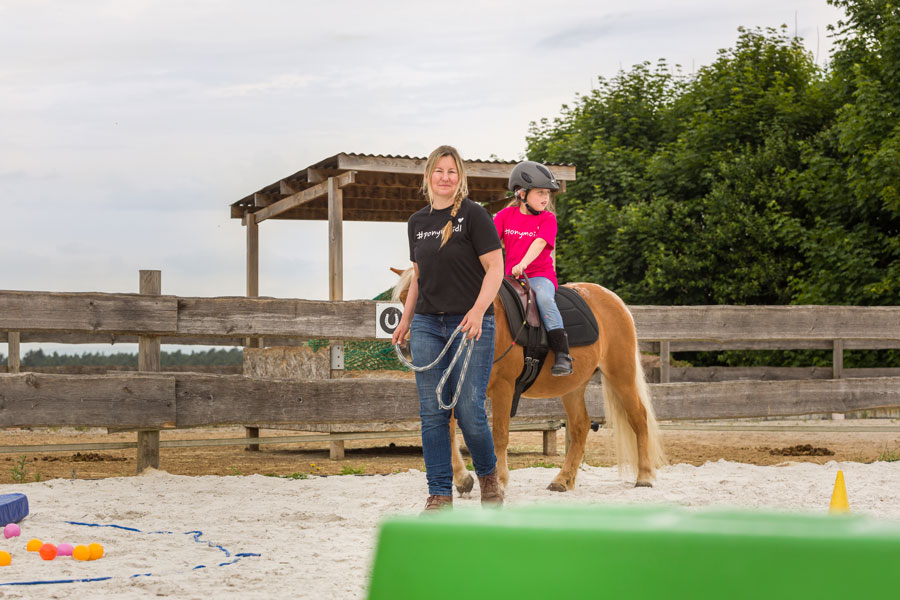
[390,266,415,305]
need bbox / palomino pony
[392,267,666,493]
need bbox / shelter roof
[231,152,576,223]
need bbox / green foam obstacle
[367,504,900,599]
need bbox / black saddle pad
[556,286,599,347]
[498,281,599,347]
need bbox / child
[493,160,572,376]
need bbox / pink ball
[3,524,20,539]
[57,543,74,556]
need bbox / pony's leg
[449,414,474,494]
[603,368,654,487]
[548,381,591,492]
[487,379,514,490]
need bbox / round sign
[379,307,402,335]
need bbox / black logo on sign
[379,307,402,334]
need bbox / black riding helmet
[508,161,560,193]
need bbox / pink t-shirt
[493,205,558,288]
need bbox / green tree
[529,27,827,305]
[786,0,900,304]
[526,3,900,367]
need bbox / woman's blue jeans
[529,276,564,331]
[410,313,497,496]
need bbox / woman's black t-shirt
[407,198,501,315]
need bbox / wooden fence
[3,271,900,471]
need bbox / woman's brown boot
[478,471,504,507]
[423,495,453,512]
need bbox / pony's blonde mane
[391,267,415,303]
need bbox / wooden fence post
[137,270,162,472]
[542,429,557,456]
[7,332,20,374]
[659,341,671,384]
[244,211,262,451]
[832,339,845,420]
[328,176,346,460]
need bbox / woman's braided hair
[421,145,469,248]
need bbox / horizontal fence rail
[3,372,900,429]
[4,290,900,342]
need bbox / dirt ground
[2,420,899,485]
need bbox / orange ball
[26,538,43,552]
[0,551,11,566]
[39,543,57,561]
[73,544,90,561]
[88,542,104,560]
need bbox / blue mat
[0,493,28,526]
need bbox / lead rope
[394,325,475,411]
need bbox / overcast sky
[2,0,844,355]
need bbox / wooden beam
[279,180,300,195]
[2,373,899,429]
[326,174,346,458]
[629,305,900,341]
[644,377,900,421]
[138,272,162,373]
[0,291,176,335]
[659,340,670,384]
[244,211,261,350]
[328,176,343,302]
[245,212,259,299]
[0,373,176,428]
[254,171,356,223]
[308,168,343,183]
[174,375,418,427]
[4,293,900,344]
[335,154,576,181]
[7,331,19,374]
[660,366,900,382]
[253,193,274,207]
[833,339,844,379]
[137,270,162,473]
[542,430,557,456]
[175,297,376,339]
[244,211,261,447]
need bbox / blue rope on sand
[0,521,261,587]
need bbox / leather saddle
[496,277,600,416]
[497,278,599,348]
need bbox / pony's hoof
[455,474,475,495]
[634,480,653,488]
[547,482,568,492]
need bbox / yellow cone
[829,469,850,514]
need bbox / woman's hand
[511,262,526,277]
[392,317,411,345]
[460,306,486,340]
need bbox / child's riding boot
[547,329,573,376]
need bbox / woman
[392,145,505,511]
[493,161,572,375]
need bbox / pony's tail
[601,348,667,479]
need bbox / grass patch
[11,455,27,483]
[339,465,365,475]
[532,461,559,468]
[264,472,309,480]
[465,461,474,471]
[878,446,900,462]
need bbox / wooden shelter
[231,152,576,303]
